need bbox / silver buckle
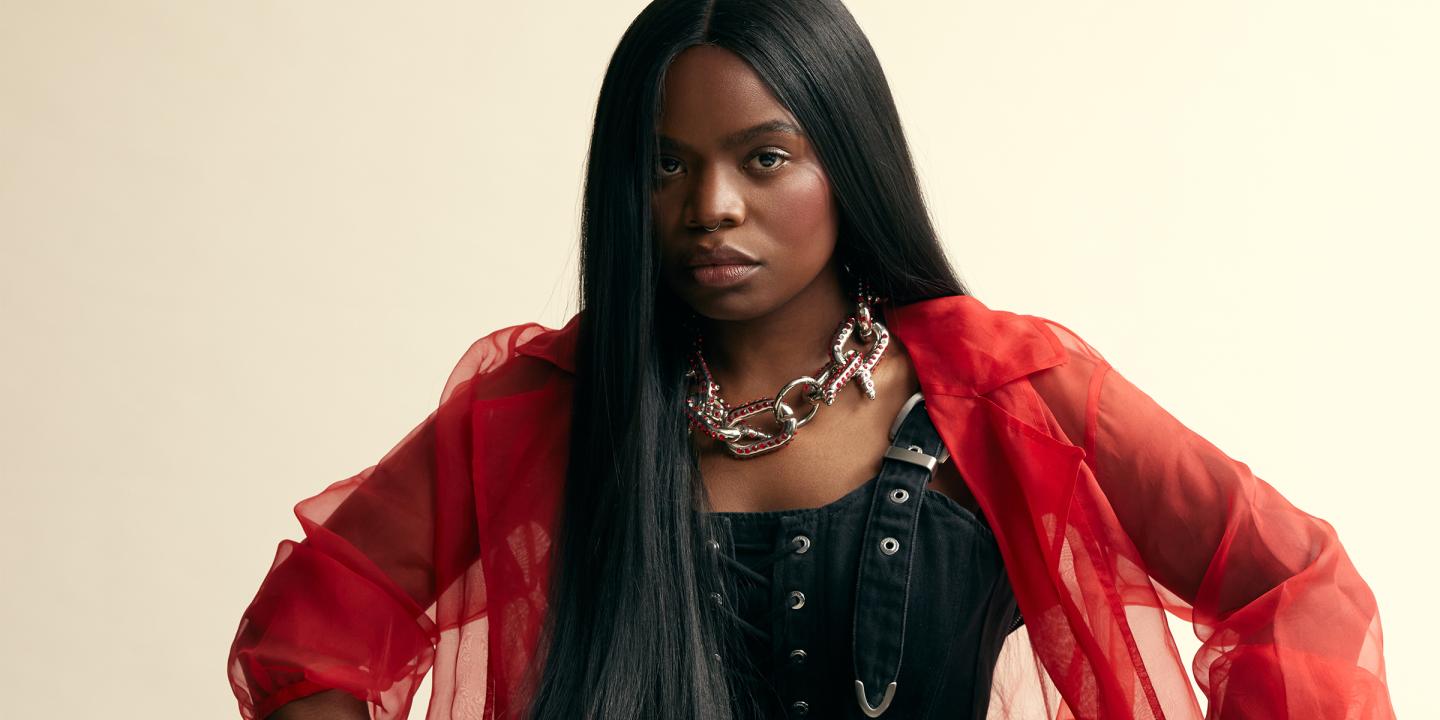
[885,391,949,466]
[883,445,937,473]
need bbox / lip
[685,244,759,268]
[689,263,761,288]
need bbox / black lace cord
[710,535,805,643]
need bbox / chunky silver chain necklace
[684,287,890,457]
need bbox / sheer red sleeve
[1026,319,1394,718]
[225,323,561,720]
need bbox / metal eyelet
[792,534,811,554]
[706,538,720,552]
[791,700,810,715]
[789,648,807,664]
[880,537,900,555]
[888,488,909,504]
[788,590,806,609]
[710,591,724,606]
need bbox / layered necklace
[684,283,890,458]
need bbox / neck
[699,263,852,401]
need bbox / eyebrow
[658,119,804,153]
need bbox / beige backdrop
[1,1,1434,717]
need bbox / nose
[686,162,745,231]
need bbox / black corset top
[700,395,1025,720]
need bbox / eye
[747,149,790,173]
[656,155,684,179]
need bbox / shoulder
[887,294,1094,396]
[1022,314,1111,371]
[439,312,581,405]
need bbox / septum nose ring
[702,222,720,232]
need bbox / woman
[227,1,1394,718]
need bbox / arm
[227,399,456,720]
[1027,319,1394,719]
[227,323,560,720]
[264,689,367,720]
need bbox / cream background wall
[1,1,1433,717]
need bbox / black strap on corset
[850,391,947,717]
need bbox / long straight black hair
[524,1,969,717]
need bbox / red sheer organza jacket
[227,294,1393,719]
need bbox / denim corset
[702,393,1024,719]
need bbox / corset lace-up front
[711,531,811,644]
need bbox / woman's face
[652,45,840,322]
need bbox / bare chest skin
[696,338,981,518]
